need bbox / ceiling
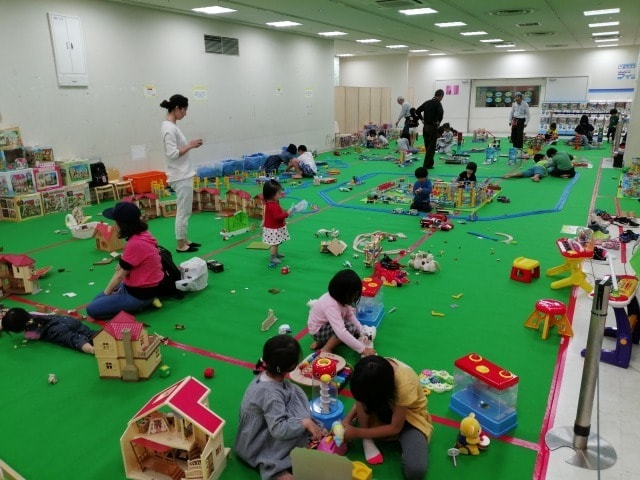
[110,0,639,57]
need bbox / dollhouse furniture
[106,167,135,198]
[546,237,594,293]
[449,353,519,437]
[120,376,230,480]
[583,274,640,369]
[94,311,162,380]
[524,299,573,340]
[510,257,540,283]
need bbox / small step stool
[524,299,573,340]
[510,257,540,283]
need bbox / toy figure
[454,412,490,455]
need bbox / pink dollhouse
[0,254,48,295]
[93,222,125,252]
[120,376,229,480]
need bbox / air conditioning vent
[490,9,534,16]
[375,0,425,8]
[204,35,239,56]
[524,31,555,37]
[516,22,541,27]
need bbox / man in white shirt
[508,93,530,149]
[395,96,411,141]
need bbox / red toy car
[420,213,454,231]
[373,255,410,287]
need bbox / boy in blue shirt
[410,167,432,212]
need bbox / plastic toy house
[94,311,162,380]
[199,188,221,212]
[120,376,230,480]
[134,193,160,220]
[220,211,249,240]
[247,193,264,218]
[222,188,251,213]
[356,277,384,328]
[0,254,48,294]
[93,222,125,252]
[449,353,519,437]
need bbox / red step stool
[510,257,540,283]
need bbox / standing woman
[160,94,204,253]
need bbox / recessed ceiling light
[597,44,618,48]
[495,43,515,48]
[266,21,301,28]
[480,39,504,43]
[192,6,237,14]
[584,8,620,16]
[386,45,408,49]
[399,8,438,16]
[516,22,541,27]
[592,31,619,36]
[507,49,526,52]
[460,31,488,36]
[357,39,381,43]
[318,31,347,37]
[409,49,429,53]
[428,53,446,56]
[435,22,467,27]
[595,38,619,43]
[490,9,534,16]
[336,54,354,57]
[589,21,620,28]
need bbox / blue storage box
[243,153,266,171]
[196,162,223,179]
[222,158,244,176]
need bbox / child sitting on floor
[308,269,376,357]
[287,145,317,179]
[435,123,454,153]
[1,307,98,354]
[544,122,558,143]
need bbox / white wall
[0,0,336,174]
[340,47,639,135]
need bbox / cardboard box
[9,168,36,196]
[56,159,92,185]
[33,164,63,191]
[41,187,68,214]
[0,193,43,222]
[0,171,14,196]
[0,126,23,150]
[65,181,91,208]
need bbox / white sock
[363,438,383,464]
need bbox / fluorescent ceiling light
[266,21,301,27]
[386,44,408,49]
[318,31,347,36]
[480,38,503,43]
[495,44,515,48]
[597,44,618,48]
[429,53,446,56]
[399,8,438,16]
[507,49,526,52]
[584,8,620,16]
[410,49,429,53]
[336,54,354,57]
[589,21,620,27]
[592,31,619,36]
[595,38,619,43]
[357,39,381,43]
[435,22,467,27]
[192,6,237,14]
[461,31,488,36]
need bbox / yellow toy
[454,412,490,455]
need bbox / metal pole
[545,277,617,470]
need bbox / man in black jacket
[416,89,445,169]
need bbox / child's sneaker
[601,239,620,250]
[592,230,610,241]
[276,253,286,258]
[269,255,282,264]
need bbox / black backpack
[89,162,108,187]
[156,246,184,299]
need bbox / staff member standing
[395,96,411,141]
[416,89,445,169]
[160,94,203,253]
[508,93,530,149]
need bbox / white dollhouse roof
[129,376,224,436]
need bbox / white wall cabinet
[48,13,88,86]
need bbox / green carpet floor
[0,138,629,479]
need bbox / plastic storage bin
[122,171,168,194]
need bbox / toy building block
[120,376,230,480]
[320,238,348,256]
[261,309,278,331]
